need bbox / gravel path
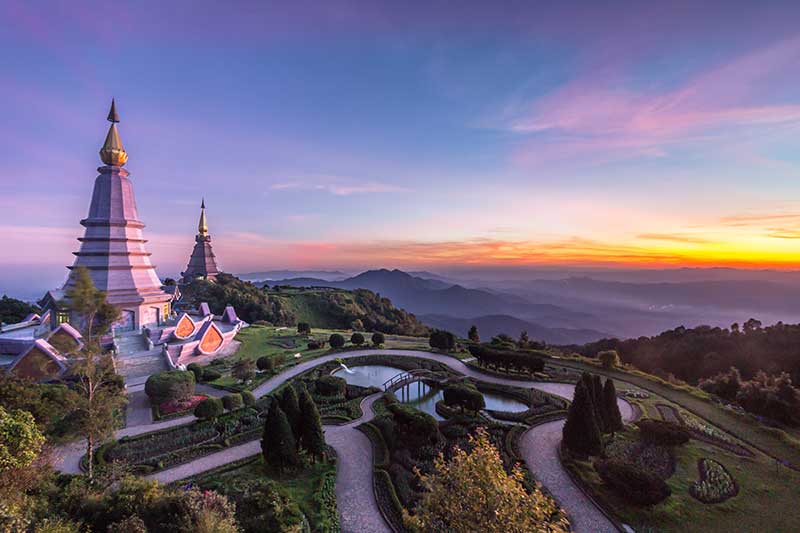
[519,397,636,533]
[149,440,262,484]
[324,394,391,533]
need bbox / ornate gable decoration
[173,313,197,340]
[195,321,224,355]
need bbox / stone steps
[117,348,167,381]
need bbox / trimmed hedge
[202,368,222,382]
[636,419,691,446]
[222,393,244,411]
[186,363,203,383]
[468,344,545,374]
[195,397,224,420]
[241,390,256,406]
[256,356,274,371]
[387,403,440,448]
[357,422,390,468]
[329,333,345,349]
[145,370,195,404]
[443,383,485,412]
[316,375,347,396]
[594,459,671,505]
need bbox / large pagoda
[181,199,220,284]
[56,100,172,332]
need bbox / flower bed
[315,469,341,533]
[689,458,739,503]
[159,395,208,416]
[604,439,675,480]
[678,411,755,457]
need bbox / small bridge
[383,369,446,392]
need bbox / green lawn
[565,426,800,532]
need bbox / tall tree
[298,388,326,461]
[603,379,624,436]
[467,325,480,343]
[70,350,126,480]
[592,374,607,433]
[407,427,569,533]
[562,380,602,456]
[280,386,302,445]
[261,401,298,472]
[65,267,119,343]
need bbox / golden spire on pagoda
[198,198,209,237]
[99,98,128,167]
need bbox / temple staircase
[114,331,166,383]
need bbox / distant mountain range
[238,270,349,281]
[255,268,609,344]
[419,314,607,345]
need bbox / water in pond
[333,364,528,419]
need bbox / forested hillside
[182,274,428,336]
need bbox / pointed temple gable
[10,339,68,381]
[180,199,220,284]
[173,313,197,340]
[57,100,172,332]
[194,320,225,355]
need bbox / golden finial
[99,99,128,166]
[198,198,209,237]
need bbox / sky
[1,1,800,297]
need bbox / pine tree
[298,388,326,462]
[262,401,298,472]
[562,380,602,456]
[603,378,624,436]
[280,385,302,445]
[468,325,480,343]
[592,374,606,433]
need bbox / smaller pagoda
[181,199,220,284]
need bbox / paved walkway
[519,398,636,533]
[150,440,262,484]
[324,394,391,533]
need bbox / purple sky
[1,1,800,298]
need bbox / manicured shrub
[443,383,485,413]
[467,325,480,343]
[194,397,224,420]
[316,375,346,396]
[201,368,222,382]
[388,403,440,448]
[603,378,624,435]
[636,419,690,446]
[280,386,302,442]
[222,393,243,411]
[297,322,311,335]
[598,350,621,369]
[371,332,385,346]
[145,370,195,404]
[237,479,305,532]
[429,329,456,351]
[562,380,602,456]
[308,339,326,350]
[256,355,274,371]
[261,401,298,471]
[329,333,345,349]
[350,332,365,346]
[232,358,256,383]
[186,363,203,383]
[594,459,671,505]
[467,345,545,374]
[241,390,256,406]
[298,388,326,460]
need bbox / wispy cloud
[637,233,712,245]
[270,175,411,196]
[498,36,800,167]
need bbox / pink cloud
[505,36,800,168]
[270,175,411,196]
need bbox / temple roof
[100,99,127,166]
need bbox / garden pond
[333,364,528,420]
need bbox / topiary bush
[222,393,244,411]
[201,368,222,382]
[387,403,440,448]
[329,333,345,349]
[598,350,621,369]
[443,383,485,412]
[636,419,691,446]
[316,375,347,396]
[350,332,365,346]
[256,356,274,372]
[594,459,671,505]
[372,332,385,346]
[241,390,256,406]
[145,370,195,404]
[186,363,203,383]
[194,397,224,420]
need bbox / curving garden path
[519,399,635,533]
[56,349,632,532]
